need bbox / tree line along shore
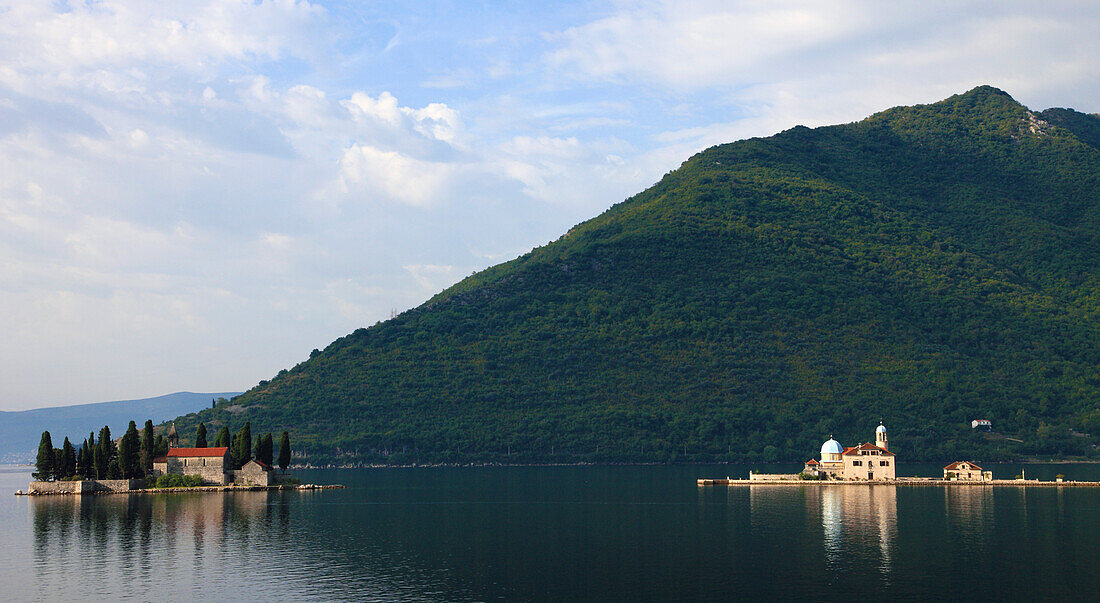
[32,420,291,488]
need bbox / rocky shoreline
[15,483,345,496]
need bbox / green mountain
[175,86,1100,464]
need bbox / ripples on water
[4,465,1100,601]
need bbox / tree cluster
[35,419,169,482]
[33,419,293,481]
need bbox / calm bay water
[3,463,1100,601]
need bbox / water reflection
[13,467,1099,602]
[28,492,293,601]
[750,485,897,580]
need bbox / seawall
[17,481,343,496]
[698,478,1100,487]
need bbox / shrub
[278,477,301,485]
[154,474,205,488]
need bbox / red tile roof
[944,461,982,471]
[805,459,819,465]
[152,456,167,463]
[841,442,895,456]
[167,447,229,458]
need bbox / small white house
[944,461,992,481]
[971,419,992,430]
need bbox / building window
[880,461,888,466]
[853,460,862,466]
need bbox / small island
[699,422,1100,488]
[17,419,343,496]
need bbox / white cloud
[0,0,326,76]
[547,1,868,88]
[546,1,1100,125]
[337,143,457,207]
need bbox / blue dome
[876,424,887,433]
[821,439,843,456]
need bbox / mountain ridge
[0,391,242,463]
[170,86,1100,464]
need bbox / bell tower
[167,423,180,449]
[875,422,888,450]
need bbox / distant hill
[171,86,1100,464]
[0,392,241,463]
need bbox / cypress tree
[97,425,114,479]
[117,424,131,478]
[60,437,77,479]
[255,433,274,466]
[76,445,84,478]
[79,438,94,478]
[87,431,97,478]
[155,434,168,457]
[118,421,141,479]
[232,422,252,469]
[214,425,231,448]
[34,431,55,481]
[93,445,106,480]
[195,423,208,448]
[278,431,291,474]
[141,420,155,473]
[242,422,252,465]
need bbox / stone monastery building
[803,423,896,480]
[151,425,275,486]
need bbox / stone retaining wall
[28,481,90,494]
[748,472,800,481]
[28,479,144,494]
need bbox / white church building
[803,423,896,480]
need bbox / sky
[1,0,1097,410]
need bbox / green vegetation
[154,474,204,488]
[231,422,252,469]
[58,438,76,480]
[117,421,141,479]
[195,422,208,448]
[214,426,230,448]
[169,86,1100,464]
[278,431,291,473]
[255,433,274,466]
[34,432,54,481]
[141,420,154,475]
[32,420,186,482]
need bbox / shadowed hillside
[172,87,1100,464]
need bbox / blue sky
[1,0,1097,410]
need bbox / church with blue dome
[803,423,896,480]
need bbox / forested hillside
[173,87,1100,464]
